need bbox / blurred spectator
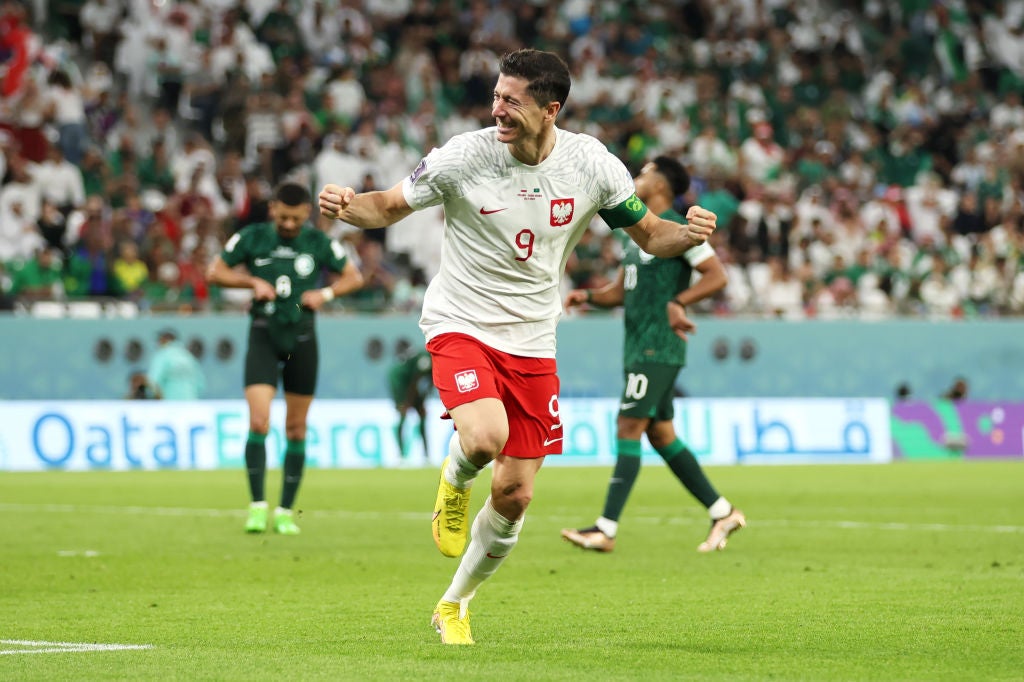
[146,328,205,400]
[391,266,428,313]
[0,159,42,261]
[37,200,69,252]
[141,258,182,311]
[80,0,121,67]
[952,191,987,237]
[941,377,969,402]
[176,243,212,310]
[566,228,605,289]
[138,138,175,195]
[256,0,304,63]
[184,49,225,143]
[44,70,88,166]
[110,240,148,298]
[349,237,396,311]
[762,256,804,319]
[64,199,111,297]
[919,257,960,317]
[739,121,785,187]
[125,370,158,400]
[7,246,64,300]
[6,77,49,162]
[31,142,86,215]
[895,382,913,402]
[324,65,365,126]
[0,0,1022,322]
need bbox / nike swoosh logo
[254,258,273,266]
[479,207,507,215]
[543,437,562,446]
[620,402,638,410]
[486,552,506,559]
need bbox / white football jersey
[403,126,637,358]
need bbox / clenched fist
[684,205,717,245]
[319,184,356,219]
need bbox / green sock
[656,438,719,508]
[417,420,428,457]
[600,439,643,522]
[280,439,306,509]
[245,432,268,503]
[395,414,407,457]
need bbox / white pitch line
[0,640,153,655]
[1,503,1022,534]
[0,502,424,521]
[743,518,1024,534]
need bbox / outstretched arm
[623,205,717,258]
[318,181,415,229]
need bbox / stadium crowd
[1,0,1023,319]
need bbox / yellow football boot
[432,456,471,557]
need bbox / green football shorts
[618,362,683,421]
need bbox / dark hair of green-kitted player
[650,155,691,198]
[271,182,312,238]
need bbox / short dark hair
[274,182,311,206]
[651,155,691,197]
[499,49,571,108]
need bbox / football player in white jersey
[319,48,718,645]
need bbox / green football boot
[245,503,268,533]
[273,508,301,535]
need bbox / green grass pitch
[1,461,1022,681]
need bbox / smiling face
[491,73,559,158]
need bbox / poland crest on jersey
[550,198,574,227]
[455,369,479,393]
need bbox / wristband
[320,287,335,302]
[669,299,686,310]
[585,290,593,303]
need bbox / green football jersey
[221,222,349,344]
[622,209,713,367]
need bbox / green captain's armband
[598,194,648,229]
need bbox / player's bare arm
[318,181,414,229]
[624,206,717,257]
[300,259,364,311]
[676,254,728,308]
[565,268,626,309]
[665,255,727,341]
[206,256,276,301]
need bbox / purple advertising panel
[891,401,1024,459]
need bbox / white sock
[708,497,732,520]
[595,516,618,538]
[444,433,482,489]
[250,501,268,510]
[442,497,522,604]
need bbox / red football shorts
[426,332,563,458]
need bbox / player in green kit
[560,156,746,553]
[387,347,434,462]
[207,182,363,534]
